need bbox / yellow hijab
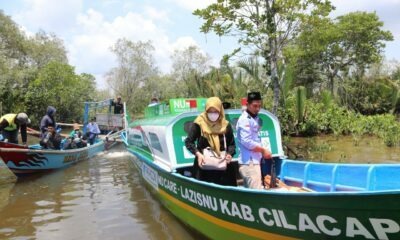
[194,97,229,155]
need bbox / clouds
[11,0,203,89]
[168,0,216,11]
[15,0,83,33]
[330,0,400,33]
[70,8,202,88]
[5,0,400,89]
[143,6,171,23]
[331,0,400,59]
[71,9,164,73]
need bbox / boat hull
[127,148,400,240]
[0,141,105,173]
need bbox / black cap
[247,92,262,102]
[222,102,231,109]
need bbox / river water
[287,135,400,164]
[0,145,200,240]
[0,135,399,240]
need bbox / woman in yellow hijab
[185,97,237,186]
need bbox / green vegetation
[190,1,398,147]
[194,0,333,114]
[0,10,97,125]
[1,3,400,147]
[280,100,400,147]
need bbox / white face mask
[207,112,220,122]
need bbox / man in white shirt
[86,117,101,145]
[236,92,272,189]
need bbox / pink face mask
[207,112,220,122]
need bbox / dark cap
[16,113,31,125]
[247,92,262,102]
[222,102,231,109]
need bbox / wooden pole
[83,102,89,134]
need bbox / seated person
[40,126,62,150]
[86,117,100,145]
[64,124,87,149]
[40,106,56,138]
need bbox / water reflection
[127,162,201,240]
[0,145,200,240]
[0,183,13,212]
[288,135,400,163]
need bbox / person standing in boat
[111,96,124,114]
[86,117,101,145]
[40,106,57,138]
[236,92,272,189]
[0,112,30,145]
[185,97,237,186]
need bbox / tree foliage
[194,0,334,114]
[106,39,159,113]
[171,45,211,97]
[1,6,400,147]
[289,11,393,95]
[25,62,96,124]
[0,11,98,126]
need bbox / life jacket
[0,114,17,131]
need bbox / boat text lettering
[180,186,218,212]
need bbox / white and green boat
[122,98,400,240]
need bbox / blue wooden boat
[121,98,400,240]
[0,140,104,173]
[0,98,127,174]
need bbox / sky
[1,0,399,89]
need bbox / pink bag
[200,135,227,171]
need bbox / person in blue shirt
[86,117,101,145]
[236,92,272,189]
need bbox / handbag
[200,134,227,171]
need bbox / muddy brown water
[287,135,400,164]
[0,145,200,240]
[0,135,399,239]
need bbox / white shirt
[87,122,100,134]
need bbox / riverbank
[286,134,400,163]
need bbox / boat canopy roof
[129,98,207,127]
[126,98,285,170]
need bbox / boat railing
[144,103,170,118]
[280,160,400,192]
[143,98,207,118]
